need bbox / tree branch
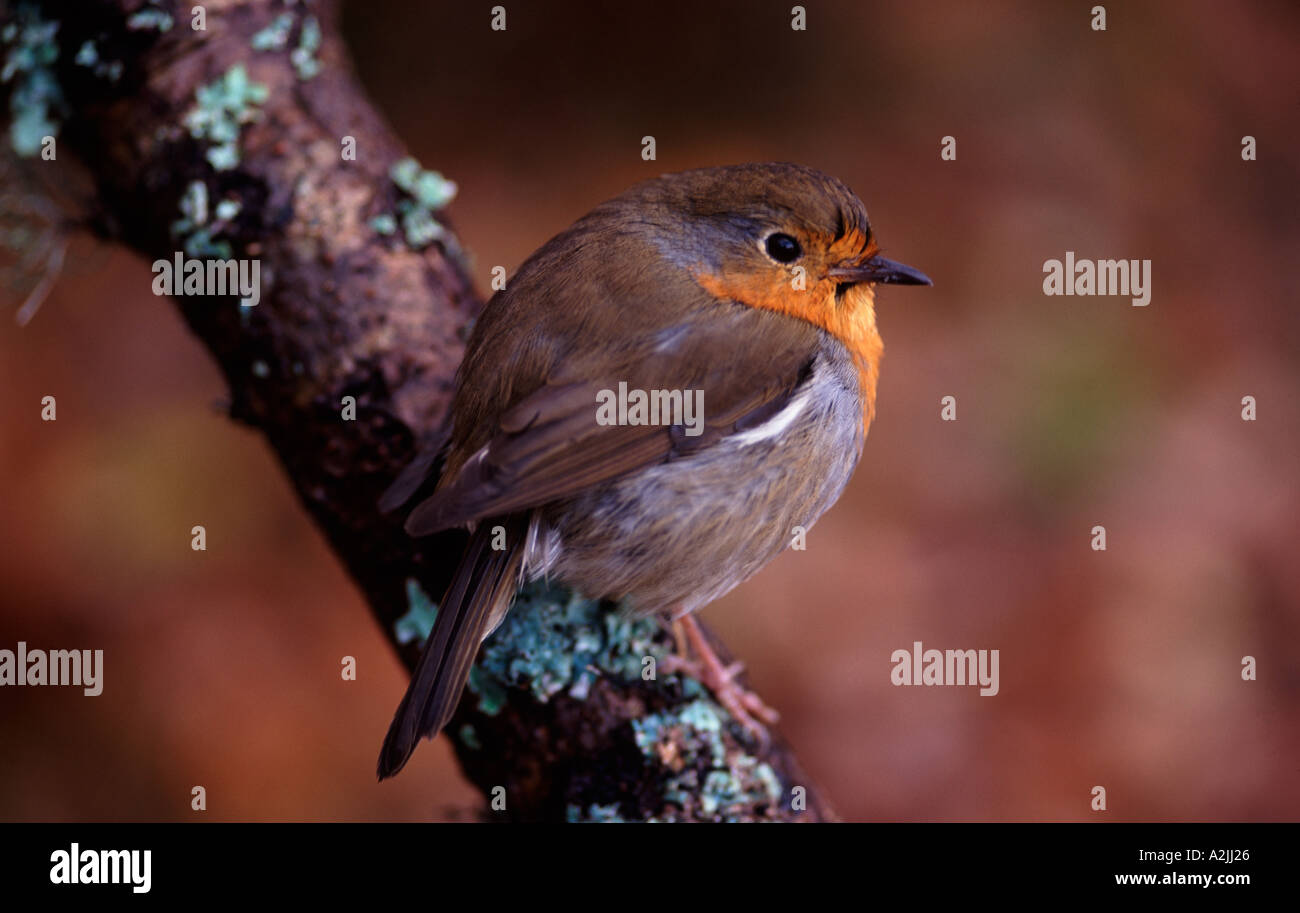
[6,0,835,821]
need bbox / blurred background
[1,0,1298,821]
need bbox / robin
[377,162,929,779]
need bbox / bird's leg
[670,616,689,659]
[662,612,779,744]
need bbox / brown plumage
[378,163,929,779]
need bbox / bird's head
[619,163,931,414]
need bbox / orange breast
[693,269,883,426]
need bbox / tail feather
[377,516,526,780]
[377,430,450,515]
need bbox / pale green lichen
[399,207,442,249]
[183,64,268,171]
[374,157,458,249]
[466,665,507,716]
[457,724,481,751]
[391,158,458,210]
[632,698,784,821]
[290,16,321,80]
[566,803,625,823]
[126,7,173,32]
[73,38,122,83]
[698,761,784,816]
[250,13,294,51]
[177,180,208,225]
[634,699,724,766]
[465,580,667,715]
[1,4,63,157]
[169,180,240,259]
[251,12,319,80]
[393,578,438,645]
[177,228,231,260]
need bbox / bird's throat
[693,270,883,426]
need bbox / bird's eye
[764,233,802,263]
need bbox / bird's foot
[663,614,779,746]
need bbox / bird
[376,162,929,779]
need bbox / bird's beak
[829,255,932,286]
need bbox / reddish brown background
[2,0,1298,820]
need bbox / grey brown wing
[403,312,821,535]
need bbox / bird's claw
[663,615,779,746]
